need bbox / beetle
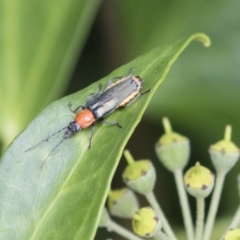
[25,69,150,166]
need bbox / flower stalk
[155,117,194,240]
[203,125,239,240]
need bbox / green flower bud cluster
[103,150,162,239]
[99,118,240,240]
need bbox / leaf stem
[203,172,226,240]
[145,191,178,240]
[174,169,194,240]
[195,197,205,240]
[107,219,143,240]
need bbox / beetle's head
[64,121,81,138]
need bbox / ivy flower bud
[108,188,139,219]
[132,207,161,238]
[122,150,156,195]
[184,162,214,198]
[155,117,190,172]
[98,207,110,227]
[209,125,239,173]
[224,228,240,240]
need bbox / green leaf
[0,33,210,240]
[0,0,101,148]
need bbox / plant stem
[174,169,194,240]
[107,219,143,240]
[195,197,205,240]
[145,191,178,240]
[203,171,226,240]
[220,204,240,239]
[153,231,170,240]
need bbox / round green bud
[122,151,156,194]
[224,228,240,240]
[209,125,239,173]
[98,207,110,227]
[184,162,214,198]
[155,117,190,172]
[132,207,161,238]
[108,188,139,219]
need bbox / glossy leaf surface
[0,33,210,240]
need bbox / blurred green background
[1,0,240,239]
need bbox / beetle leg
[140,88,151,96]
[98,83,103,94]
[87,92,98,102]
[88,124,96,149]
[127,68,135,77]
[123,88,151,107]
[107,77,122,87]
[100,120,123,129]
[68,102,85,113]
[107,69,135,87]
[107,79,113,87]
[87,94,94,102]
[87,83,103,102]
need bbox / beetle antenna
[25,126,68,152]
[41,138,66,168]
